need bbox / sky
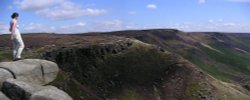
[0,0,250,34]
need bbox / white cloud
[21,22,87,33]
[76,22,86,27]
[60,22,86,30]
[208,19,214,23]
[89,20,124,32]
[223,23,237,27]
[4,20,125,33]
[36,7,107,20]
[98,20,123,26]
[15,0,107,20]
[199,0,206,4]
[166,19,250,33]
[147,4,157,9]
[16,19,250,33]
[22,23,55,33]
[208,19,223,24]
[16,0,63,11]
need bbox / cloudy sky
[0,0,250,33]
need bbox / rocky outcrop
[2,79,43,100]
[0,59,72,100]
[2,79,72,100]
[0,59,59,86]
[43,37,250,100]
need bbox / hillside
[93,29,250,84]
[0,29,250,99]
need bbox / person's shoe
[13,58,23,61]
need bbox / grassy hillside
[43,37,250,100]
[96,30,250,85]
[187,33,250,84]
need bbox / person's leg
[16,35,24,59]
[12,39,18,60]
[14,29,25,59]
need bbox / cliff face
[42,36,250,100]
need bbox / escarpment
[42,36,250,100]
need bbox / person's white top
[10,19,19,29]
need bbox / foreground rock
[0,92,10,100]
[0,68,13,88]
[30,86,73,100]
[2,79,72,100]
[0,59,59,86]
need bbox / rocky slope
[40,36,249,99]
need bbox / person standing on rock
[9,12,25,61]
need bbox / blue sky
[0,0,250,33]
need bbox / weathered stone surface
[30,86,73,100]
[0,91,10,100]
[0,68,13,88]
[2,79,72,100]
[0,59,59,85]
[2,79,44,100]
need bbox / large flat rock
[0,59,59,85]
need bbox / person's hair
[11,12,19,19]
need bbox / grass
[185,55,233,82]
[184,41,250,83]
[118,89,141,100]
[0,48,12,61]
[227,35,250,49]
[202,44,250,75]
[0,47,42,62]
[186,83,207,100]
